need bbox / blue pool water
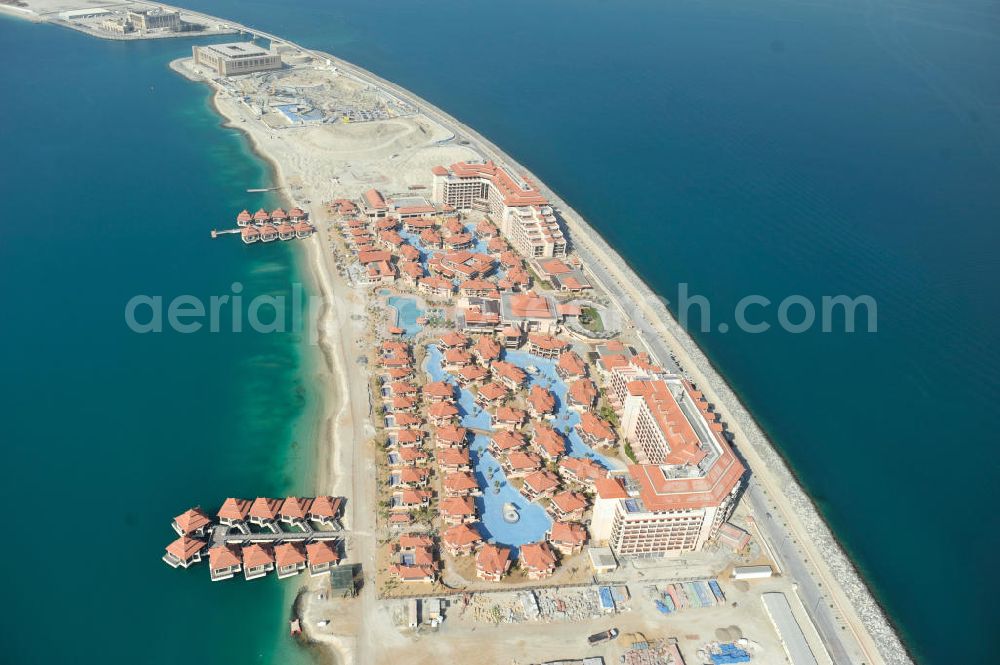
[422,344,626,550]
[387,296,424,336]
[504,350,619,469]
[470,433,551,551]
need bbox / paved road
[745,478,858,664]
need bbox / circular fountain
[502,502,520,523]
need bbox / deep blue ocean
[2,1,998,663]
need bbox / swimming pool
[504,350,620,469]
[424,345,551,549]
[387,296,424,336]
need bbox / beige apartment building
[591,377,745,557]
[432,161,567,260]
[192,42,282,77]
[127,8,181,32]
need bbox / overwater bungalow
[294,222,314,239]
[163,535,206,568]
[476,544,511,582]
[308,495,343,528]
[172,507,210,537]
[217,497,251,526]
[279,496,314,525]
[277,223,296,241]
[271,208,288,223]
[288,207,307,222]
[274,542,308,579]
[242,543,275,581]
[253,208,270,224]
[249,497,283,526]
[208,544,242,581]
[258,224,278,242]
[237,209,253,226]
[306,541,340,577]
[241,225,260,244]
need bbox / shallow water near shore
[0,16,317,665]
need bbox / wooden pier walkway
[208,522,343,547]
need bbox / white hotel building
[431,161,567,260]
[591,377,745,557]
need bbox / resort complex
[0,1,905,662]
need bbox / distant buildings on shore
[192,42,283,77]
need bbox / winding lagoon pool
[387,296,424,337]
[423,343,620,551]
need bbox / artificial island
[1,2,913,665]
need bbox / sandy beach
[5,2,913,663]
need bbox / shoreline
[199,51,908,665]
[12,4,911,663]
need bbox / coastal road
[745,479,857,664]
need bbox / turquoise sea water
[2,1,999,664]
[0,17,317,665]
